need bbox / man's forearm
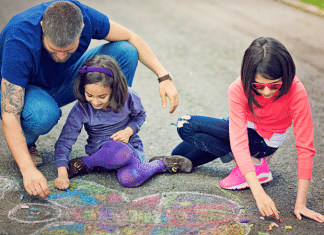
[105,21,168,78]
[2,116,36,174]
[128,34,168,78]
[1,78,35,173]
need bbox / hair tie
[78,65,114,77]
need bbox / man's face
[43,36,79,63]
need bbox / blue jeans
[171,115,278,167]
[0,41,138,145]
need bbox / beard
[42,36,72,63]
[47,51,71,63]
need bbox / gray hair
[42,1,83,48]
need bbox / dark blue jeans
[0,41,138,145]
[171,115,278,167]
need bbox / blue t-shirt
[0,0,110,90]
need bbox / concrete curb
[276,0,324,17]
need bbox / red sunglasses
[251,82,283,90]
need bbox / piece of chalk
[249,224,254,228]
[278,217,283,223]
[238,206,245,209]
[271,222,279,228]
[260,216,265,220]
[240,219,249,223]
[258,233,270,235]
[285,226,292,230]
[20,195,24,200]
[21,204,29,209]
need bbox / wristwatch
[158,73,172,83]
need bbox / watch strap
[158,74,172,83]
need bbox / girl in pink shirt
[171,37,324,223]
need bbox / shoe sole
[149,156,193,173]
[221,172,273,190]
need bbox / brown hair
[74,55,128,113]
[241,37,295,114]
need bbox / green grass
[299,0,324,9]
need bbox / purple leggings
[82,141,165,187]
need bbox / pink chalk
[271,222,279,228]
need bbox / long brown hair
[74,55,128,113]
[241,37,295,114]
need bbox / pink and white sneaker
[219,158,273,190]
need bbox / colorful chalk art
[5,178,250,234]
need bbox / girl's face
[253,74,282,99]
[84,82,111,110]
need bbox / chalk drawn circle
[8,203,62,224]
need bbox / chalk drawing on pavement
[22,179,251,235]
[8,203,62,224]
[0,176,19,200]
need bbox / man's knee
[101,41,138,84]
[22,101,62,135]
[114,41,138,61]
[100,41,138,61]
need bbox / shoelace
[169,163,179,173]
[74,162,82,170]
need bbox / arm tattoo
[1,79,25,121]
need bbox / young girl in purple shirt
[54,55,192,189]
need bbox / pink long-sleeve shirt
[228,77,315,179]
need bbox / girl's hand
[55,167,70,190]
[111,127,133,143]
[294,179,324,223]
[54,176,70,190]
[254,191,280,219]
[244,171,280,219]
[294,205,324,223]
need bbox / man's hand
[111,127,134,143]
[22,167,50,199]
[105,21,179,112]
[159,79,179,113]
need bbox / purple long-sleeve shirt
[54,88,146,169]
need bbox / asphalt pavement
[0,0,324,234]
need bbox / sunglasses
[251,82,283,90]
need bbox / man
[0,0,178,198]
